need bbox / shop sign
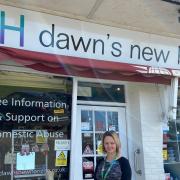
[54,140,70,151]
[55,151,67,167]
[0,5,179,70]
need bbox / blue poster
[16,152,35,170]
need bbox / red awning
[0,46,172,84]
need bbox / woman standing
[94,131,132,180]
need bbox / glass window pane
[107,111,118,131]
[95,133,104,155]
[168,121,177,141]
[167,143,179,162]
[95,111,106,131]
[78,82,125,103]
[82,157,94,179]
[81,111,93,131]
[82,133,94,155]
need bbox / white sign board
[0,5,179,70]
[54,139,71,151]
[16,152,35,170]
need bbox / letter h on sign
[0,11,24,47]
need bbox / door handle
[134,148,142,175]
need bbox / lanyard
[101,160,115,180]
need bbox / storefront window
[0,73,72,180]
[77,82,125,103]
[163,88,180,179]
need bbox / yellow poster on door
[55,151,67,167]
[163,149,168,160]
[97,141,103,155]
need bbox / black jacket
[94,157,132,180]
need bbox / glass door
[77,105,127,180]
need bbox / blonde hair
[102,131,121,155]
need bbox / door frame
[75,104,128,180]
[70,77,129,180]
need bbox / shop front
[0,72,72,180]
[0,4,180,180]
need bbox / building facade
[0,4,180,180]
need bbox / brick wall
[139,87,165,180]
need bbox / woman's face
[104,136,116,154]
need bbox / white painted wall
[127,83,169,180]
[126,83,145,180]
[139,85,165,180]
